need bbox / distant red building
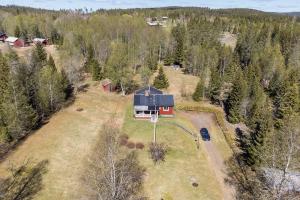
[5,37,25,47]
[0,32,7,42]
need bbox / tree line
[0,44,70,151]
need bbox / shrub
[126,142,135,149]
[148,142,168,164]
[119,134,129,146]
[135,142,145,150]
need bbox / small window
[162,107,169,111]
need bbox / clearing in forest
[0,81,129,200]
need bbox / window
[162,107,169,111]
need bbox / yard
[122,105,229,200]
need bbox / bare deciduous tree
[85,122,146,200]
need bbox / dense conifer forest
[0,6,299,199]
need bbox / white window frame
[162,106,169,111]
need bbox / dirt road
[182,111,236,200]
[0,83,128,199]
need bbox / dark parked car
[200,128,211,141]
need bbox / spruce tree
[47,55,56,71]
[91,59,101,81]
[153,66,169,89]
[226,71,246,123]
[172,24,185,66]
[193,78,205,102]
[14,26,21,37]
[246,99,273,167]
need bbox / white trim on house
[162,106,169,111]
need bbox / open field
[122,105,233,200]
[219,32,237,50]
[0,81,129,200]
[0,43,60,68]
[163,66,199,102]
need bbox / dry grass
[219,32,237,50]
[0,81,129,200]
[122,106,223,200]
[163,66,199,102]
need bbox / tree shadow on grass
[0,159,49,200]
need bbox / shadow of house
[0,160,49,200]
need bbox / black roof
[134,94,174,107]
[135,86,163,95]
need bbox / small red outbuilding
[101,79,114,92]
[5,37,25,47]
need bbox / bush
[148,142,168,164]
[119,134,129,146]
[135,142,145,150]
[126,142,135,149]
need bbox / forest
[0,5,300,200]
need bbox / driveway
[181,111,236,200]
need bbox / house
[0,32,7,42]
[4,37,25,47]
[33,38,48,45]
[101,78,114,92]
[133,86,174,118]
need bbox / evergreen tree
[193,78,205,101]
[14,26,21,38]
[91,59,101,81]
[226,71,247,123]
[1,53,37,140]
[153,66,169,89]
[172,24,186,66]
[38,66,65,115]
[47,55,56,71]
[35,43,47,63]
[246,99,273,167]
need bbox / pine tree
[91,59,101,81]
[226,71,247,123]
[14,26,21,38]
[246,99,273,167]
[0,54,10,142]
[47,55,56,71]
[35,43,47,63]
[193,78,205,101]
[172,24,186,66]
[153,66,169,89]
[1,54,37,140]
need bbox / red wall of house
[159,107,174,115]
[14,39,24,47]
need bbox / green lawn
[122,105,223,200]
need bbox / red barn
[133,86,174,118]
[5,37,25,47]
[0,32,7,42]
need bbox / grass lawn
[122,105,223,200]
